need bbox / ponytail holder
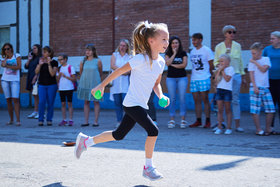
[144,20,152,29]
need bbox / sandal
[180,120,187,129]
[81,123,89,127]
[256,130,264,136]
[16,122,21,126]
[270,131,280,135]
[167,120,175,129]
[6,121,14,125]
[92,123,99,127]
[47,121,52,126]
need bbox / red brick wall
[211,0,280,50]
[49,0,113,56]
[50,0,189,56]
[114,0,189,52]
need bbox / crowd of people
[1,25,280,136]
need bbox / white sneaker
[236,127,244,132]
[34,113,39,119]
[143,166,163,181]
[28,112,37,118]
[180,120,187,129]
[214,129,223,134]
[167,120,175,129]
[74,132,88,159]
[224,129,232,135]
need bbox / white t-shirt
[190,46,214,80]
[58,64,76,91]
[248,57,271,88]
[1,53,21,82]
[217,66,235,91]
[110,52,131,101]
[123,54,165,109]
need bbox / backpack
[67,65,78,91]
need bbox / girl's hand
[2,59,7,67]
[91,85,104,98]
[39,58,44,65]
[47,57,51,64]
[161,95,170,108]
[59,72,65,77]
[172,48,178,55]
[250,59,257,64]
[28,52,33,60]
[253,86,259,95]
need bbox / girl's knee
[148,125,159,136]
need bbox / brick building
[0,0,279,109]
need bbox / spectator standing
[77,44,103,127]
[165,36,188,128]
[263,31,280,130]
[1,43,22,126]
[25,44,42,119]
[57,54,76,126]
[110,39,131,127]
[35,46,58,126]
[214,25,246,132]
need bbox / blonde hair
[219,54,231,63]
[250,42,263,51]
[271,31,280,39]
[132,21,168,67]
[116,39,131,55]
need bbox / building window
[0,27,10,49]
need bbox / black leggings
[269,79,280,127]
[112,106,159,141]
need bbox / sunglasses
[4,48,11,51]
[227,31,236,34]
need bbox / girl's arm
[249,71,259,94]
[170,56,188,69]
[91,62,131,96]
[250,59,269,73]
[98,59,103,80]
[6,56,21,70]
[214,69,221,84]
[165,53,176,66]
[47,59,57,77]
[110,54,118,70]
[208,60,214,76]
[221,70,232,82]
[153,74,170,107]
[79,61,84,76]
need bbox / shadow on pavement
[42,182,68,187]
[199,158,250,171]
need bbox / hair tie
[144,20,152,29]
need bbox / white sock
[145,158,153,168]
[85,136,95,148]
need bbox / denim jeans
[166,77,188,117]
[38,84,57,122]
[113,93,126,122]
[232,74,241,120]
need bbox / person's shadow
[199,158,250,171]
[42,182,68,187]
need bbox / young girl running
[74,21,169,181]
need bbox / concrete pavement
[0,109,280,187]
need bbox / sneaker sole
[142,174,163,181]
[74,133,82,159]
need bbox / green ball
[94,90,102,100]
[159,97,168,108]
